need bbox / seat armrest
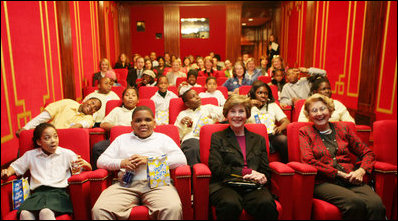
[87,169,113,209]
[68,171,91,220]
[287,161,317,219]
[192,163,211,220]
[1,175,18,218]
[373,161,397,219]
[171,165,192,220]
[269,161,295,220]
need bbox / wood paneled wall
[163,5,180,58]
[226,3,242,64]
[117,3,132,59]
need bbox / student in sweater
[279,67,326,107]
[150,75,178,125]
[83,77,120,127]
[92,106,187,220]
[199,76,226,107]
[178,69,202,96]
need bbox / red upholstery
[190,87,206,95]
[238,85,252,96]
[292,99,306,122]
[192,124,295,220]
[373,120,397,220]
[216,76,228,86]
[217,86,229,99]
[138,86,178,99]
[197,77,207,86]
[176,77,187,87]
[114,69,128,87]
[168,97,219,125]
[269,84,279,101]
[258,75,272,84]
[1,128,92,220]
[82,86,126,99]
[287,121,397,220]
[88,125,193,220]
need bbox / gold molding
[319,1,325,68]
[39,1,51,110]
[73,1,83,101]
[104,3,110,61]
[3,1,32,129]
[44,2,56,103]
[376,2,396,114]
[90,1,97,73]
[312,1,319,67]
[53,1,64,99]
[1,42,14,143]
[322,1,329,69]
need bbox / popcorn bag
[192,115,213,136]
[147,154,171,188]
[12,177,30,210]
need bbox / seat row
[2,120,396,220]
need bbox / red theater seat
[82,86,126,99]
[286,121,396,220]
[216,76,228,86]
[87,125,193,220]
[192,124,294,220]
[168,97,218,125]
[1,128,92,220]
[258,75,272,84]
[238,85,252,96]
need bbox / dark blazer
[92,72,102,87]
[126,68,143,87]
[113,62,131,69]
[208,126,271,195]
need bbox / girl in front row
[1,123,92,220]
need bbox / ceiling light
[248,18,253,21]
[242,23,247,26]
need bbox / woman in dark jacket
[208,94,278,220]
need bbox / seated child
[83,77,120,127]
[178,69,201,96]
[175,89,224,166]
[91,87,139,170]
[16,98,102,137]
[137,70,157,88]
[268,69,286,98]
[279,67,326,107]
[199,76,226,107]
[150,75,178,125]
[1,123,92,220]
[92,106,187,220]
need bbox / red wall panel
[130,6,164,58]
[179,5,226,60]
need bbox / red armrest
[87,169,113,209]
[89,128,107,153]
[373,161,397,219]
[192,163,212,220]
[170,165,193,220]
[269,161,295,220]
[67,171,91,220]
[287,162,317,220]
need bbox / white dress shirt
[11,147,77,191]
[248,102,287,134]
[150,90,178,125]
[199,90,226,107]
[102,106,136,126]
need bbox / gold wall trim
[73,1,83,101]
[44,2,56,103]
[376,1,396,114]
[90,1,97,73]
[319,2,325,68]
[312,1,319,67]
[1,42,14,143]
[39,1,51,110]
[53,1,64,99]
[322,1,329,69]
[3,1,32,129]
[95,2,101,61]
[104,3,110,60]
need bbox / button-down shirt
[102,106,136,126]
[11,147,77,190]
[223,77,253,92]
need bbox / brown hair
[223,94,252,119]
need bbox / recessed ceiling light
[242,23,247,26]
[248,18,254,21]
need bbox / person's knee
[367,197,386,215]
[346,196,367,216]
[20,210,35,220]
[160,201,182,218]
[39,208,55,219]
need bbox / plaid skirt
[17,185,73,217]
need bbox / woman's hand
[243,170,267,185]
[346,168,366,185]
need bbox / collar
[121,106,135,112]
[130,131,155,141]
[36,146,61,157]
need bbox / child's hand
[181,117,193,127]
[1,169,10,179]
[73,155,92,171]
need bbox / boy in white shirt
[83,77,120,126]
[175,89,224,166]
[178,69,202,96]
[199,76,226,107]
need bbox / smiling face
[100,60,109,72]
[234,63,245,78]
[187,74,197,86]
[80,98,101,115]
[98,77,112,94]
[131,110,155,139]
[227,104,247,131]
[308,100,331,128]
[315,82,332,98]
[136,57,144,70]
[274,70,284,82]
[37,126,59,155]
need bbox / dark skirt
[17,185,73,218]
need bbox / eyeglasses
[310,106,328,114]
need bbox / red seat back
[292,99,306,122]
[19,128,90,162]
[238,85,252,96]
[216,77,228,86]
[191,87,206,95]
[105,99,155,116]
[269,84,279,102]
[258,75,272,84]
[83,86,126,99]
[217,86,229,99]
[373,120,397,165]
[199,124,270,166]
[197,77,207,86]
[176,77,187,87]
[168,97,218,125]
[113,69,128,82]
[109,125,180,147]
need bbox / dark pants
[314,182,385,220]
[91,139,111,170]
[210,186,278,220]
[180,138,200,167]
[268,133,288,163]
